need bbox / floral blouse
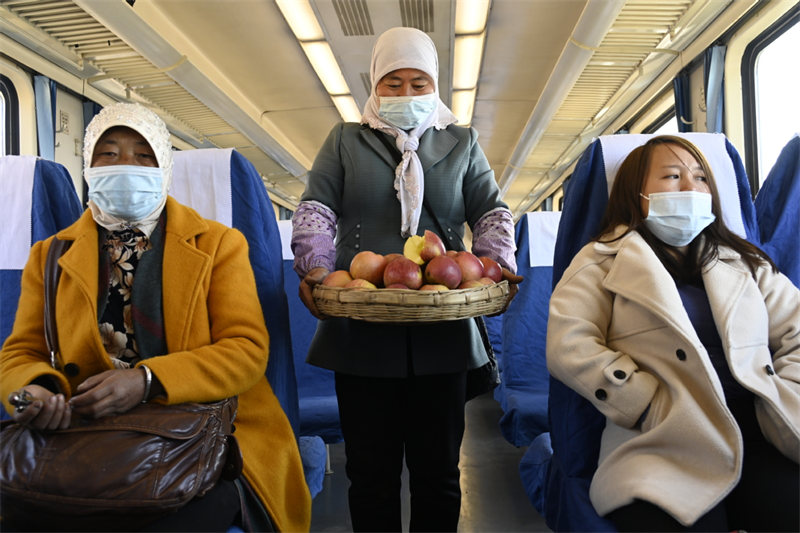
[99,229,151,369]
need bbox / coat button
[354,244,360,249]
[595,389,607,401]
[765,364,775,375]
[355,233,360,239]
[613,370,626,379]
[356,224,361,229]
[64,363,80,377]
[676,349,687,361]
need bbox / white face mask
[641,190,716,247]
[87,165,164,221]
[378,93,437,130]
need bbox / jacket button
[354,244,360,249]
[765,364,775,375]
[355,233,360,239]
[64,363,80,377]
[356,224,361,229]
[676,349,687,361]
[595,389,607,401]
[613,370,626,379]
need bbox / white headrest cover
[171,148,233,228]
[526,211,561,267]
[0,155,37,269]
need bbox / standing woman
[0,103,311,532]
[547,135,799,532]
[292,27,520,531]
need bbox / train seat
[0,155,83,420]
[537,133,760,531]
[277,220,343,445]
[754,134,800,288]
[171,148,326,498]
[495,211,560,447]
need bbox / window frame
[0,74,20,156]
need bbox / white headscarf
[83,103,173,236]
[361,27,458,237]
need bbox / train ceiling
[0,0,753,217]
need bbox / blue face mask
[87,165,164,221]
[641,191,716,247]
[378,93,437,130]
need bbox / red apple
[322,270,353,287]
[385,253,404,264]
[478,256,503,282]
[424,255,462,289]
[458,279,485,289]
[420,284,450,291]
[385,283,410,289]
[383,256,423,290]
[453,251,484,282]
[445,250,458,258]
[349,251,387,286]
[344,278,377,289]
[403,230,446,265]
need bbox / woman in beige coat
[547,135,799,532]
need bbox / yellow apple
[419,284,450,291]
[403,230,446,265]
[344,278,377,289]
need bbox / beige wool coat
[546,228,800,526]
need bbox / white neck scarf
[83,103,173,236]
[361,27,457,237]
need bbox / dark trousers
[335,371,467,532]
[608,399,800,532]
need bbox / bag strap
[44,238,71,370]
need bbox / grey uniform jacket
[547,227,800,526]
[301,122,508,377]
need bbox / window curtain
[33,75,57,161]
[704,45,727,133]
[672,68,692,133]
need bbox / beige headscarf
[361,27,458,237]
[83,103,173,236]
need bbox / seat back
[171,148,300,432]
[496,211,560,447]
[277,220,343,444]
[755,134,800,288]
[544,133,758,532]
[0,156,83,347]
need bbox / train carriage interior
[1,0,798,531]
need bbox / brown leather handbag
[0,238,242,530]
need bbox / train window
[650,113,679,136]
[743,8,800,186]
[0,74,20,156]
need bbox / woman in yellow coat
[0,103,311,531]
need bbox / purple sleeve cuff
[471,208,517,273]
[291,201,337,278]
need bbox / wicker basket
[312,281,509,323]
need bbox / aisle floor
[310,393,551,532]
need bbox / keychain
[8,389,34,413]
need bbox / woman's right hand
[8,384,72,430]
[299,267,331,319]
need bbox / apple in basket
[452,251,484,282]
[403,230,446,265]
[420,284,450,291]
[349,251,387,286]
[383,257,424,290]
[424,255,462,289]
[385,253,404,264]
[322,270,353,287]
[458,279,485,289]
[344,278,377,289]
[478,256,503,283]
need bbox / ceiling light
[452,89,476,126]
[332,95,362,123]
[275,0,324,41]
[453,33,486,90]
[455,0,490,34]
[300,41,350,95]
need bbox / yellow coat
[0,198,311,532]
